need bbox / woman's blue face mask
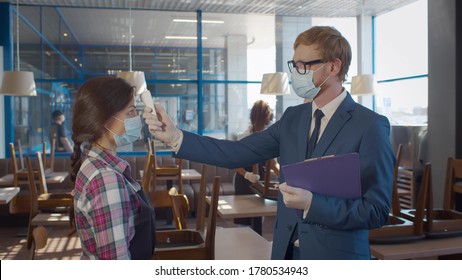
[106,115,142,147]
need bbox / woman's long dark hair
[70,76,135,182]
[250,100,273,133]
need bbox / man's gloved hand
[143,104,183,150]
[244,172,260,183]
[278,182,313,212]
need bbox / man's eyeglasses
[287,59,325,75]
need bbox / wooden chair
[419,160,462,238]
[368,163,430,244]
[170,194,189,230]
[153,175,220,260]
[150,140,183,194]
[170,164,208,231]
[195,164,207,232]
[250,160,279,200]
[391,144,403,215]
[141,151,182,230]
[24,156,70,259]
[34,152,73,209]
[42,136,56,172]
[443,157,462,211]
[1,141,50,188]
[9,142,28,187]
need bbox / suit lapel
[298,104,312,162]
[312,94,356,157]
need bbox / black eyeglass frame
[287,59,325,75]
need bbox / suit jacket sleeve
[175,122,281,169]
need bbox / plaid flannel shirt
[73,145,141,260]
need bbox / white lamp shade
[0,71,37,96]
[260,72,290,96]
[117,71,147,94]
[350,74,377,96]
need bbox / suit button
[287,225,293,231]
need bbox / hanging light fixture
[116,1,147,94]
[260,73,290,96]
[0,0,37,96]
[350,74,377,96]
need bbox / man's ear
[330,58,342,76]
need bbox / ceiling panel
[6,0,417,17]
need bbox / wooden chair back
[42,137,56,172]
[36,152,49,194]
[204,176,220,259]
[49,136,56,171]
[196,164,207,232]
[151,139,183,194]
[9,142,21,187]
[170,194,189,230]
[17,139,25,170]
[411,163,430,235]
[391,144,403,215]
[443,157,462,210]
[141,154,155,193]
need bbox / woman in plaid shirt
[70,76,156,259]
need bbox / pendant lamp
[260,72,290,96]
[116,2,147,94]
[0,0,37,96]
[350,74,377,96]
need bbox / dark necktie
[306,109,325,159]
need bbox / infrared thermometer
[140,90,157,116]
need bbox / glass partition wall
[4,2,428,155]
[8,6,277,154]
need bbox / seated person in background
[50,110,73,152]
[233,100,279,225]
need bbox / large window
[375,0,428,125]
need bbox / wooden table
[207,194,277,235]
[158,169,202,181]
[215,227,272,259]
[0,171,68,186]
[370,235,462,259]
[0,187,20,204]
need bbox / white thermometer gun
[140,90,157,116]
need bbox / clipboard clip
[304,155,335,162]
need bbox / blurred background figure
[233,100,279,225]
[50,110,73,152]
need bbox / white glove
[278,182,313,212]
[143,104,183,151]
[244,172,260,183]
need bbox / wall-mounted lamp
[350,74,377,96]
[260,72,290,96]
[0,0,36,97]
[116,2,146,94]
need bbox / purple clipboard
[281,153,361,199]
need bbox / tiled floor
[0,215,275,260]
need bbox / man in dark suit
[144,26,394,260]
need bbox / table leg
[250,217,262,235]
